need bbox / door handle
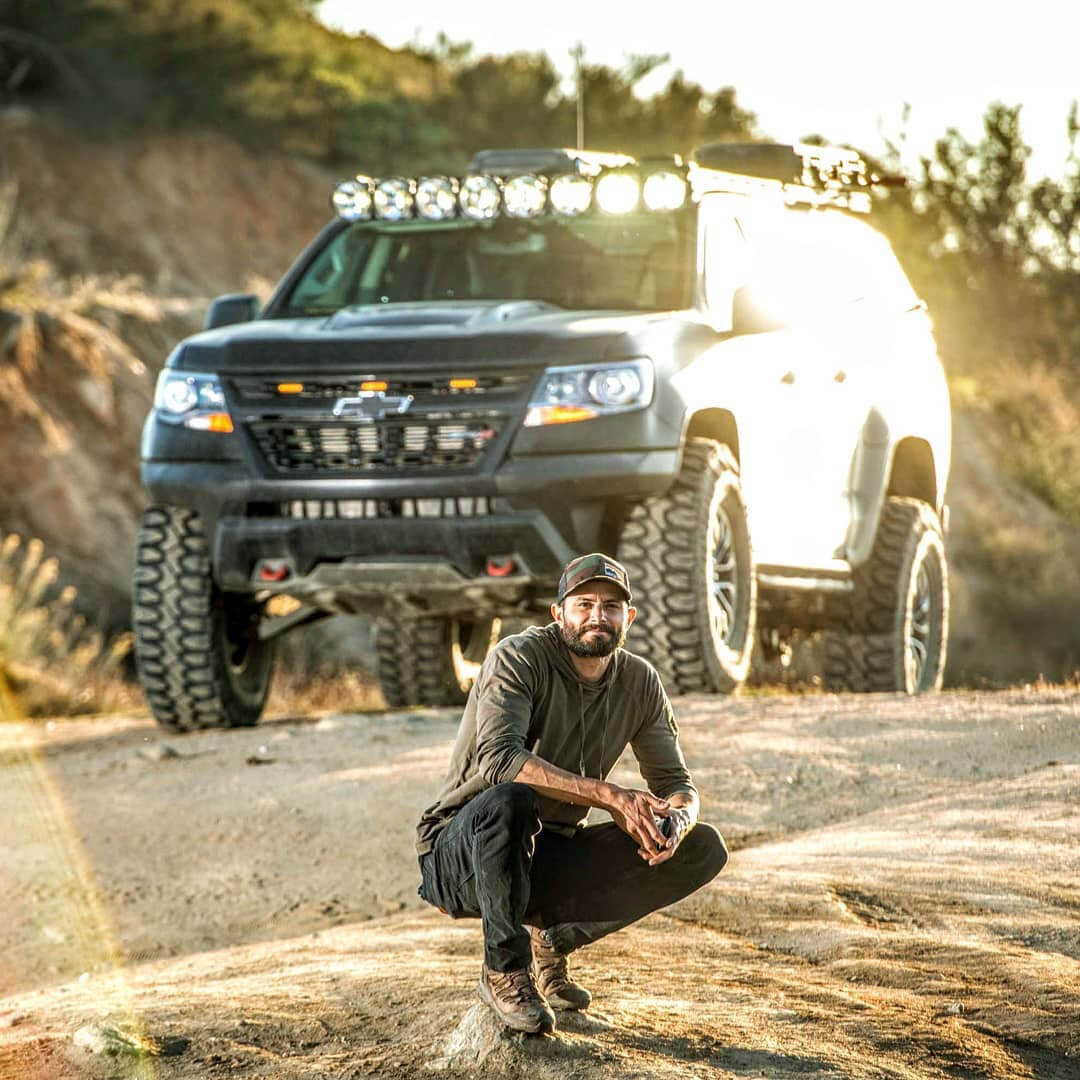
[833,371,847,383]
[780,371,795,384]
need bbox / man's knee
[682,822,728,882]
[474,782,541,832]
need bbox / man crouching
[415,553,728,1033]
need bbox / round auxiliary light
[643,171,688,211]
[549,174,593,216]
[416,176,458,221]
[595,172,640,215]
[503,174,547,218]
[373,178,413,220]
[459,175,501,220]
[332,177,374,220]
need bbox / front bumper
[141,448,679,613]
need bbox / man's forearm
[512,753,613,810]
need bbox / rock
[73,1022,189,1057]
[428,1003,524,1070]
[427,1001,608,1071]
[137,743,181,763]
[0,1011,28,1028]
[245,745,276,765]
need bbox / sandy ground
[1,688,1078,1078]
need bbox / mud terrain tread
[375,616,464,708]
[133,505,271,730]
[618,438,755,695]
[824,497,948,693]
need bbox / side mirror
[205,293,260,331]
[731,286,785,335]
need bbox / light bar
[416,177,458,220]
[374,178,413,220]
[330,166,693,222]
[331,177,374,220]
[643,171,687,211]
[503,174,547,218]
[595,173,640,214]
[460,175,501,220]
[550,174,592,216]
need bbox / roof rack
[469,148,638,178]
[690,142,901,213]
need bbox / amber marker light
[277,382,304,394]
[360,380,388,391]
[524,405,598,426]
[185,413,235,433]
[450,378,478,390]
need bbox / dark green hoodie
[415,623,696,854]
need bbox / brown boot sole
[478,978,556,1034]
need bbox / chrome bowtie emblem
[332,391,414,421]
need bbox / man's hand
[603,784,673,862]
[642,805,693,866]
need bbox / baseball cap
[556,553,632,604]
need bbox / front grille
[282,496,504,520]
[234,368,534,477]
[231,372,532,402]
[250,416,501,475]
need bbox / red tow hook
[257,560,291,583]
[485,556,515,577]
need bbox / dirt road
[1,688,1078,1078]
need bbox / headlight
[524,359,654,427]
[154,371,233,432]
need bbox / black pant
[418,782,728,972]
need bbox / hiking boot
[478,965,556,1034]
[531,926,592,1010]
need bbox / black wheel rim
[707,499,738,647]
[906,560,933,690]
[219,594,269,696]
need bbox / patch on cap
[556,552,632,604]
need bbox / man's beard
[559,622,626,658]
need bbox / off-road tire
[376,615,500,708]
[132,506,276,731]
[617,438,756,694]
[823,497,948,693]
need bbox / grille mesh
[282,496,500,520]
[250,418,499,474]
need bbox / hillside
[1,107,1078,680]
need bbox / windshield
[280,211,694,315]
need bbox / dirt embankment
[1,688,1078,1078]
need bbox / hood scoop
[322,300,560,333]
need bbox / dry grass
[0,533,137,717]
[266,663,387,718]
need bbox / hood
[171,301,671,374]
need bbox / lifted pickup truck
[133,142,950,729]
